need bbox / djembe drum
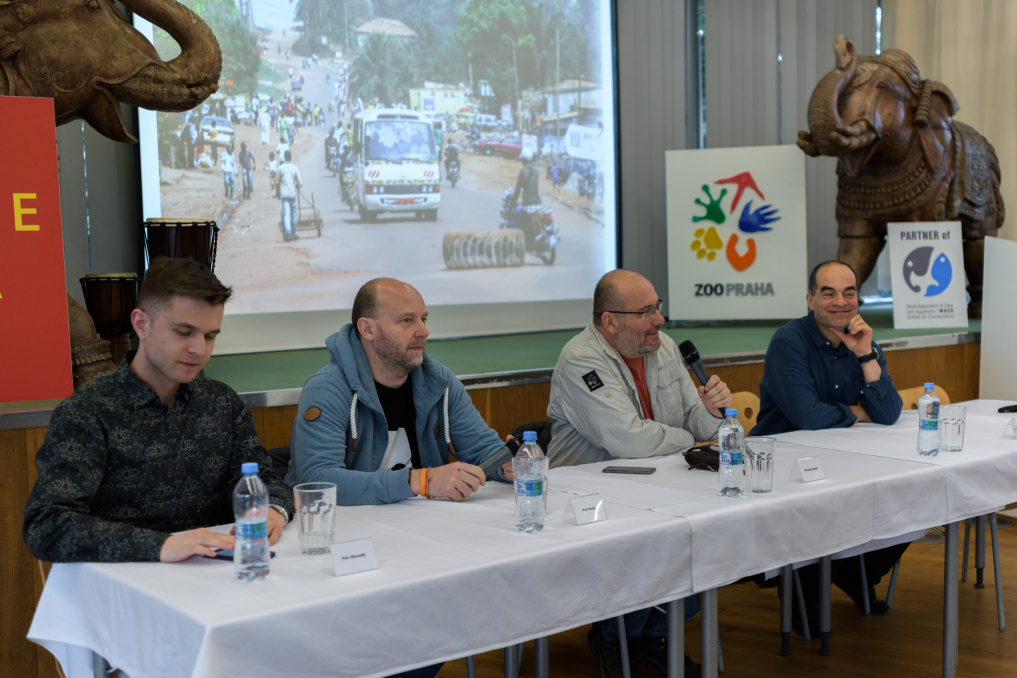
[79,273,139,366]
[141,218,220,271]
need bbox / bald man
[546,269,730,678]
[288,278,505,506]
[547,269,731,468]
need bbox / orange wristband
[420,467,429,498]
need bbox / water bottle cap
[241,462,259,474]
[725,408,738,417]
[522,430,538,441]
[924,382,935,389]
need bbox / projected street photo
[143,0,616,315]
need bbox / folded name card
[565,494,607,525]
[330,538,379,576]
[789,457,826,483]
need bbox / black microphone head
[678,340,700,363]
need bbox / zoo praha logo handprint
[689,171,781,271]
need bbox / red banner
[0,96,72,404]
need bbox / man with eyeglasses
[750,260,904,634]
[545,269,730,678]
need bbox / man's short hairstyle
[592,270,626,327]
[351,278,388,336]
[138,257,232,314]
[284,150,292,162]
[808,260,858,295]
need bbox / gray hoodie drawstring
[443,387,455,456]
[349,391,358,452]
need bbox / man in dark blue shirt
[750,260,905,631]
[752,260,902,435]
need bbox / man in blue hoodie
[288,278,504,506]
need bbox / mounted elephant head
[798,35,959,178]
[0,0,221,142]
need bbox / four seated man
[23,263,922,676]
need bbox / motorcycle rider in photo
[509,151,542,243]
[444,139,460,180]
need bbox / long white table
[29,489,696,678]
[28,400,1017,678]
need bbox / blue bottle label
[238,520,267,540]
[920,419,939,432]
[515,479,544,497]
[720,451,742,465]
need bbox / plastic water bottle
[513,431,547,532]
[233,462,270,581]
[918,383,941,456]
[718,408,745,498]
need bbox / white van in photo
[352,109,441,222]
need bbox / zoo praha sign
[665,145,807,320]
[887,222,968,329]
[0,96,72,404]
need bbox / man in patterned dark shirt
[24,258,294,563]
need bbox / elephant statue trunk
[798,35,1004,318]
[112,0,221,111]
[799,35,859,158]
[0,0,222,143]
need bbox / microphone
[478,436,523,478]
[678,340,710,387]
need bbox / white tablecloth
[28,400,1017,678]
[29,486,696,678]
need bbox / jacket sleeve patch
[582,370,604,392]
[303,406,322,421]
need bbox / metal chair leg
[962,518,971,582]
[503,644,520,678]
[615,617,633,678]
[858,553,870,615]
[819,556,831,656]
[534,636,549,678]
[780,565,793,656]
[466,655,477,678]
[990,513,1006,630]
[975,515,987,588]
[886,558,901,607]
[793,569,811,642]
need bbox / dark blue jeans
[387,663,443,678]
[601,595,700,642]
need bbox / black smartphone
[998,404,1017,413]
[602,466,656,475]
[206,549,276,561]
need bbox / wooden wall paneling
[261,405,298,450]
[881,343,980,404]
[1,428,38,678]
[708,363,767,397]
[468,388,492,426]
[486,383,552,439]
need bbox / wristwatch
[857,349,879,364]
[270,504,290,523]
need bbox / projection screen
[136,0,618,353]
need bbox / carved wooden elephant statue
[798,35,1003,318]
[0,0,221,142]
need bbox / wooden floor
[439,517,1016,677]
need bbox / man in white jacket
[546,269,731,678]
[547,269,730,467]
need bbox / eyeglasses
[605,299,663,321]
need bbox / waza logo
[903,246,952,297]
[689,171,781,271]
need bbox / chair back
[897,385,951,410]
[730,391,761,432]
